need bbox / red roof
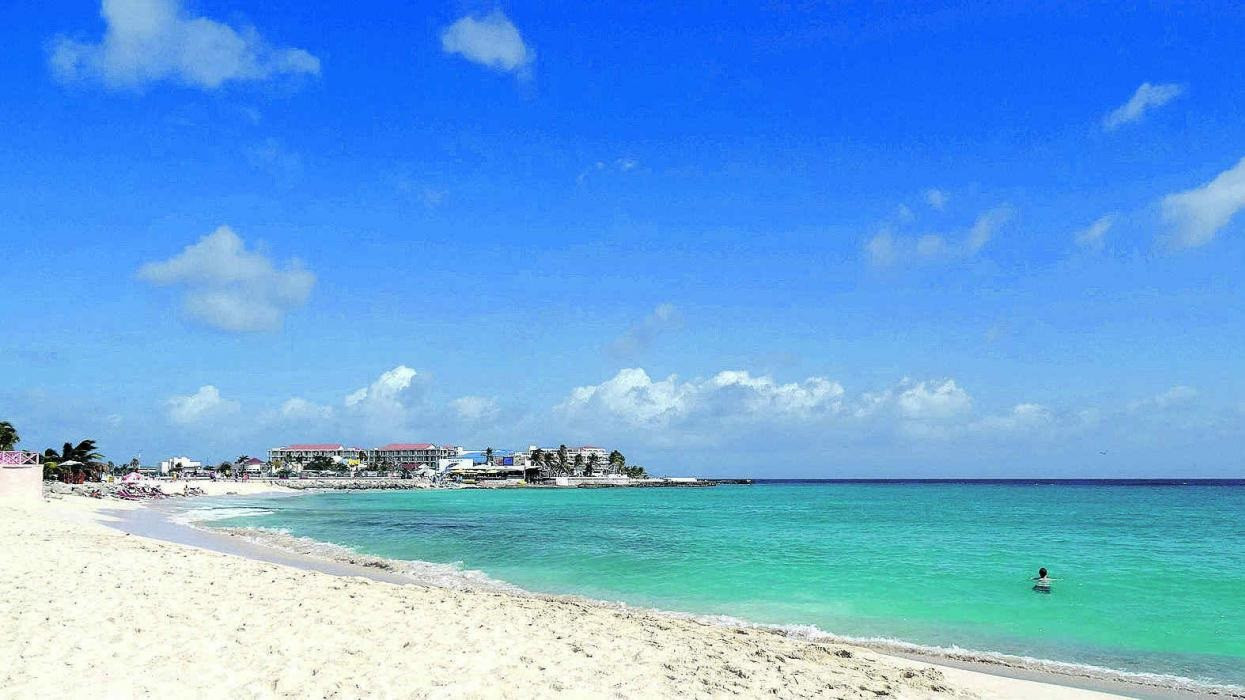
[376,443,437,451]
[284,443,344,451]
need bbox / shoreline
[145,494,1235,700]
[2,487,1230,698]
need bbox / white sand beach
[0,492,1127,699]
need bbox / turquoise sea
[194,482,1245,692]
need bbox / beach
[0,488,1132,699]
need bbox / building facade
[268,444,365,469]
[158,455,202,475]
[367,443,459,469]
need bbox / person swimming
[1032,567,1052,593]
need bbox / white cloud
[280,397,333,422]
[451,396,500,422]
[577,157,641,184]
[895,379,973,420]
[1103,82,1184,131]
[346,365,417,410]
[865,206,1011,266]
[440,10,532,75]
[166,385,239,425]
[50,0,320,90]
[138,226,315,332]
[1130,385,1198,412]
[964,207,1011,254]
[924,188,948,210]
[1161,156,1245,248]
[609,302,682,356]
[559,368,846,433]
[1075,214,1116,249]
[971,403,1053,433]
[864,230,896,266]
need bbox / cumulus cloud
[609,303,682,356]
[559,368,846,435]
[346,365,418,412]
[1075,214,1116,249]
[138,226,315,332]
[1161,156,1245,248]
[924,188,948,210]
[1103,82,1184,130]
[865,206,1012,266]
[49,0,320,90]
[895,379,972,420]
[440,10,532,75]
[341,366,423,435]
[451,395,500,422]
[166,385,239,425]
[279,397,333,422]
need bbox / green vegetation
[0,421,19,451]
[42,439,105,481]
[304,455,334,472]
[623,465,647,479]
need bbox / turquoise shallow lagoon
[200,482,1245,690]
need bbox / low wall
[0,466,43,502]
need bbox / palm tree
[0,421,19,451]
[557,444,569,475]
[574,453,585,476]
[43,440,105,481]
[529,448,543,469]
[587,453,600,475]
[608,450,625,474]
[485,447,494,465]
[542,451,557,475]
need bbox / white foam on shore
[212,526,526,594]
[168,506,276,526]
[183,506,1244,698]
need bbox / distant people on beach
[1032,567,1053,593]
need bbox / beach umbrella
[59,460,84,466]
[122,471,142,483]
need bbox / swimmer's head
[1039,567,1048,578]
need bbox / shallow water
[194,482,1245,690]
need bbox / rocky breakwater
[277,478,435,491]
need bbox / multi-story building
[268,444,365,469]
[522,445,612,474]
[367,443,459,469]
[158,455,202,475]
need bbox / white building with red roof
[268,443,366,469]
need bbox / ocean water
[193,482,1245,691]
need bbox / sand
[0,493,1126,699]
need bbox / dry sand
[0,493,1126,699]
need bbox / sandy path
[0,497,1122,699]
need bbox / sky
[2,1,1243,477]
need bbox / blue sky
[2,1,1243,477]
